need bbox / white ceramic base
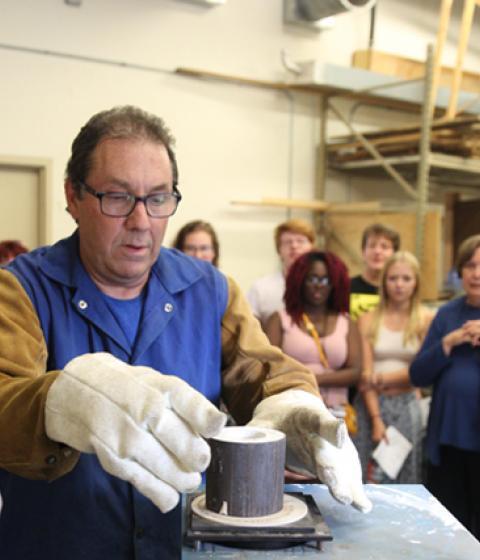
[190,493,308,528]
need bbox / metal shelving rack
[176,4,480,270]
[321,0,480,271]
[319,44,437,263]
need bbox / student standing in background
[348,224,400,407]
[354,251,434,483]
[172,220,219,267]
[247,219,315,329]
[265,250,361,417]
[350,223,400,321]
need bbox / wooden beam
[328,101,418,200]
[175,67,290,92]
[231,198,329,211]
[328,131,426,153]
[352,49,480,94]
[328,115,480,143]
[429,0,454,118]
[446,0,476,118]
[230,198,381,213]
[175,67,424,113]
[328,123,480,155]
[352,50,480,93]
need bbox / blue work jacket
[0,232,228,560]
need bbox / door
[454,198,480,254]
[0,158,51,250]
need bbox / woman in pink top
[265,250,362,412]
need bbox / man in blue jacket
[0,106,370,559]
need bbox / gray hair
[456,234,480,275]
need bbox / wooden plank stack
[327,115,480,164]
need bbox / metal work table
[182,484,480,559]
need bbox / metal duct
[297,0,377,21]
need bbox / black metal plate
[184,492,332,550]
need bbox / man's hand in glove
[45,352,226,513]
[248,389,372,513]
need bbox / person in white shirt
[247,219,315,329]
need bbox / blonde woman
[353,251,435,483]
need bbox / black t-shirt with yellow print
[349,275,379,321]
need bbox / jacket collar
[38,230,205,295]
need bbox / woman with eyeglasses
[354,251,434,484]
[172,220,220,267]
[265,250,361,419]
[410,236,480,539]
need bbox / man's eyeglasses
[79,182,182,218]
[305,274,330,287]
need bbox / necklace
[302,313,329,368]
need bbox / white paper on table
[371,425,413,480]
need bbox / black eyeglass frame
[78,181,182,218]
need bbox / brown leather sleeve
[0,270,80,480]
[221,276,319,425]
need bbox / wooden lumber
[430,0,454,118]
[175,66,424,113]
[328,115,480,163]
[328,101,418,200]
[447,0,477,118]
[175,67,290,92]
[230,198,381,213]
[352,50,480,94]
[231,198,329,211]
[329,115,480,144]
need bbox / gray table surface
[182,484,480,559]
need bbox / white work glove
[248,390,372,513]
[45,352,226,513]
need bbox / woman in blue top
[410,234,480,540]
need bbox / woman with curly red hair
[265,250,362,414]
[0,240,28,265]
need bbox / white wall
[1,0,479,291]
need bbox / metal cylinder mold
[205,426,286,518]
